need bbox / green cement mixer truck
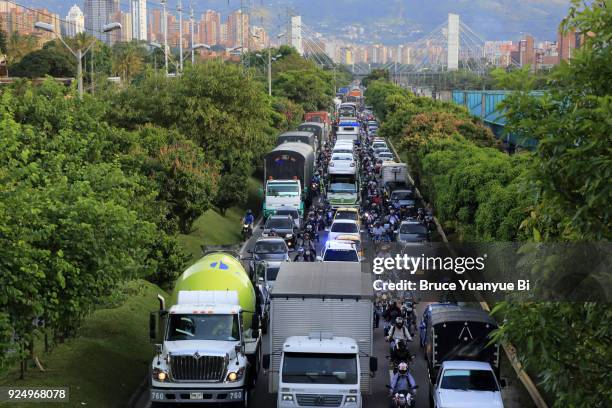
[148,252,261,407]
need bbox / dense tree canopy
[369,3,611,406]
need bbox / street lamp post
[161,0,168,75]
[35,21,120,98]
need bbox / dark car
[397,221,429,244]
[261,215,297,248]
[388,189,416,211]
[274,206,302,229]
[248,237,289,275]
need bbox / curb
[126,373,148,408]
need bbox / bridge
[451,90,539,150]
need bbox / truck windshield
[267,184,299,197]
[440,369,499,392]
[167,314,240,342]
[282,353,358,384]
[329,183,357,194]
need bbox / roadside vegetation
[0,280,167,407]
[0,44,347,402]
[365,2,611,406]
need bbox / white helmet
[398,362,408,375]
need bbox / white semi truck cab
[149,291,260,406]
[432,361,505,408]
[270,333,365,408]
[263,179,303,219]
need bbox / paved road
[136,221,532,407]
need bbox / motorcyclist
[243,209,255,228]
[372,222,385,242]
[389,362,417,401]
[383,301,402,336]
[390,339,414,370]
[387,317,413,351]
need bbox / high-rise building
[84,0,119,43]
[249,26,267,50]
[558,29,580,62]
[0,1,18,13]
[200,10,220,45]
[130,0,146,41]
[64,5,85,37]
[110,10,131,43]
[519,34,535,69]
[219,22,228,46]
[148,8,162,42]
[227,10,249,49]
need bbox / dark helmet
[396,339,407,351]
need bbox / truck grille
[170,354,225,382]
[296,394,343,407]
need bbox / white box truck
[263,263,377,408]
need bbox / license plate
[190,392,203,400]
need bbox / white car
[378,152,395,162]
[432,361,505,408]
[319,240,360,262]
[372,141,388,150]
[328,219,360,241]
[329,153,357,174]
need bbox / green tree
[362,68,389,88]
[111,41,146,83]
[273,69,333,111]
[9,48,75,78]
[6,32,37,64]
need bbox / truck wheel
[429,392,435,408]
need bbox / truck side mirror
[251,314,260,339]
[262,354,270,370]
[369,356,378,372]
[149,312,157,342]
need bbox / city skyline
[0,0,579,71]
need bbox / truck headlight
[346,395,357,403]
[152,368,168,382]
[226,367,245,382]
[281,394,293,401]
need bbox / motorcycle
[402,301,418,336]
[389,390,416,408]
[242,224,253,241]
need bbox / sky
[20,0,572,42]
